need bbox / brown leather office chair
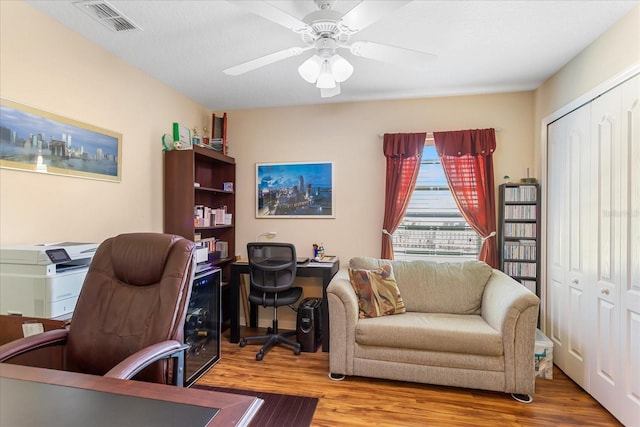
[0,233,196,386]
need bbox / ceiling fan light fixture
[320,82,341,98]
[298,55,323,83]
[315,59,336,89]
[329,54,353,82]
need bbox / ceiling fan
[223,0,436,98]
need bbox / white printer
[0,242,98,318]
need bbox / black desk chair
[240,242,302,361]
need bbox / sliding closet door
[589,74,640,427]
[547,73,639,427]
[621,74,640,427]
[546,103,591,388]
[621,75,640,427]
[589,80,623,414]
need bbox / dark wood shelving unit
[163,145,236,281]
[498,183,541,297]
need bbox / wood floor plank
[196,329,621,426]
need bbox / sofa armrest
[482,269,540,394]
[327,268,359,375]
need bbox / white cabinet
[546,73,639,427]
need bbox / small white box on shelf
[215,208,226,225]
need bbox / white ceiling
[26,0,638,110]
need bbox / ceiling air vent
[73,1,141,32]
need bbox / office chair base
[240,330,301,361]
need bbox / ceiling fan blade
[223,47,309,76]
[348,41,436,69]
[340,1,412,33]
[320,83,341,98]
[230,0,309,32]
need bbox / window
[392,145,481,262]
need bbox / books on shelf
[503,240,537,260]
[503,261,536,278]
[504,185,537,202]
[504,205,537,220]
[503,223,537,238]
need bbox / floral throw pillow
[348,264,406,319]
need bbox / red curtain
[381,133,426,259]
[433,129,498,268]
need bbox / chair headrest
[110,233,185,286]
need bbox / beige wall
[0,1,210,245]
[533,4,640,177]
[228,92,534,262]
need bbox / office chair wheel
[266,327,273,334]
[256,351,264,361]
[294,346,301,356]
[239,339,247,347]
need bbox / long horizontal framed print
[0,97,122,182]
[256,161,334,218]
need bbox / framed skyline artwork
[0,97,122,182]
[256,161,334,218]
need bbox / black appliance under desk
[184,267,221,386]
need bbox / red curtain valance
[383,133,426,158]
[433,128,496,157]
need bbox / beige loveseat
[327,257,540,397]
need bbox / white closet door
[589,80,624,417]
[621,74,640,427]
[622,74,640,427]
[590,74,640,427]
[546,103,591,388]
[547,115,567,370]
[547,73,640,427]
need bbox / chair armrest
[327,268,359,375]
[482,269,540,394]
[0,328,69,362]
[104,340,188,385]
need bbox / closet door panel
[546,117,569,368]
[590,82,623,415]
[619,74,640,427]
[564,106,591,386]
[546,105,591,386]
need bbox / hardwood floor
[196,328,621,426]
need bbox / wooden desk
[229,260,340,352]
[0,363,261,427]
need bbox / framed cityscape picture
[0,97,122,182]
[256,161,334,218]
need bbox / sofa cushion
[354,312,503,356]
[349,264,406,319]
[348,264,406,318]
[349,257,492,314]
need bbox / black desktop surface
[1,377,219,427]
